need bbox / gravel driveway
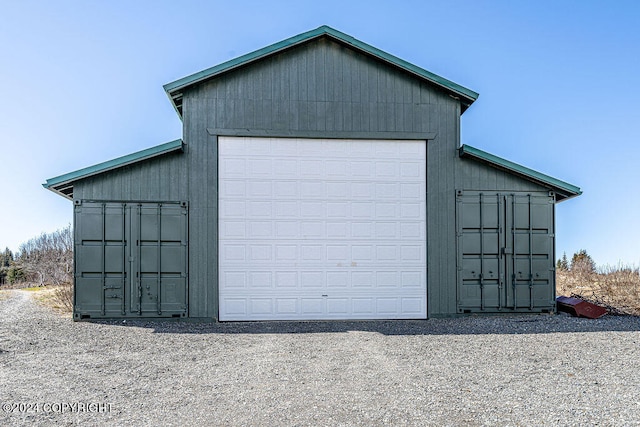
[1,289,639,426]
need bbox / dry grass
[18,283,73,316]
[557,265,640,316]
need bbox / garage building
[43,26,581,321]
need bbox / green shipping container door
[456,191,555,313]
[73,201,188,319]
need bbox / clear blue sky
[1,0,639,267]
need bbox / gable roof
[459,144,582,201]
[164,25,479,118]
[43,139,184,200]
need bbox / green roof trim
[164,25,479,117]
[459,144,582,201]
[43,139,184,200]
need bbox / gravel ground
[1,290,639,426]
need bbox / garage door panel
[301,298,324,315]
[300,182,325,197]
[351,161,373,177]
[275,201,299,218]
[220,158,246,177]
[326,222,348,238]
[300,202,325,218]
[248,221,273,238]
[276,298,298,314]
[327,271,348,287]
[300,271,324,287]
[300,164,323,178]
[249,245,272,261]
[221,180,246,197]
[301,244,323,261]
[221,271,246,289]
[401,203,423,219]
[401,270,424,284]
[274,181,298,198]
[248,181,272,198]
[221,200,246,218]
[275,221,300,238]
[273,159,298,176]
[220,221,246,239]
[219,293,427,321]
[275,244,297,260]
[401,297,425,314]
[327,298,349,315]
[251,271,274,287]
[222,299,247,317]
[378,298,399,314]
[401,222,425,239]
[219,137,426,321]
[326,202,348,217]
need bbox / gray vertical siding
[73,153,187,201]
[458,159,550,192]
[194,38,438,135]
[182,37,459,319]
[182,92,218,318]
[425,99,460,316]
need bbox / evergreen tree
[0,247,13,267]
[556,252,569,271]
[7,265,25,284]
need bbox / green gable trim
[459,144,582,200]
[43,139,184,200]
[164,25,479,117]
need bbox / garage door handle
[501,247,511,255]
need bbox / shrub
[557,252,640,316]
[570,249,596,274]
[51,283,74,312]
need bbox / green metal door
[74,201,188,319]
[74,202,129,317]
[130,203,188,316]
[456,191,555,313]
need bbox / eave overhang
[459,144,582,202]
[43,139,184,200]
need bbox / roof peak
[164,25,478,118]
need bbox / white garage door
[218,137,426,320]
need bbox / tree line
[0,225,73,286]
[556,249,596,274]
